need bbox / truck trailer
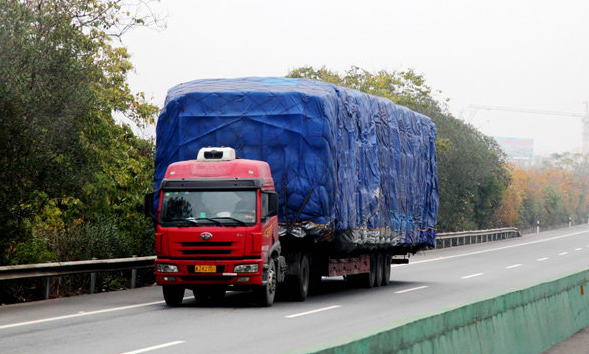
[145,77,438,306]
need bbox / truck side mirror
[144,192,156,219]
[268,192,278,217]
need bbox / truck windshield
[160,190,257,226]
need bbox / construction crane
[466,104,589,154]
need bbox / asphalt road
[2,225,589,354]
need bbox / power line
[466,103,589,154]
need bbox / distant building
[494,137,534,167]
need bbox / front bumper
[155,258,264,286]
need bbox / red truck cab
[147,147,281,306]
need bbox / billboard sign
[494,137,533,159]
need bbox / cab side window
[261,193,269,222]
[261,192,278,223]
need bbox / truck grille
[182,250,232,255]
[181,242,232,247]
[179,241,237,256]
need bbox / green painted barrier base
[297,269,589,354]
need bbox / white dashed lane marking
[394,286,429,294]
[285,305,341,319]
[461,273,484,279]
[117,341,186,354]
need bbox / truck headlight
[157,263,179,273]
[234,264,259,273]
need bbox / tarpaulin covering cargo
[154,77,438,251]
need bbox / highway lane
[1,225,589,354]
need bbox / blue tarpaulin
[154,77,438,251]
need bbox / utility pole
[583,103,589,154]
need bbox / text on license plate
[192,265,217,273]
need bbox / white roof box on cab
[197,147,236,161]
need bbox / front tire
[256,258,277,307]
[163,285,184,307]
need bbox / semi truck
[145,77,438,307]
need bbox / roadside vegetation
[494,153,589,230]
[0,0,160,300]
[1,1,588,302]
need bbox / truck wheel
[193,286,226,304]
[360,253,377,288]
[256,258,277,307]
[163,285,184,307]
[382,253,391,286]
[376,253,384,287]
[292,254,310,301]
[369,253,378,288]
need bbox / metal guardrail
[0,256,156,300]
[0,228,521,300]
[436,227,520,248]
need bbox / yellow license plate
[193,265,217,273]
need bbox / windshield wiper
[210,217,247,225]
[164,217,222,226]
[195,217,223,226]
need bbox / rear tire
[163,286,184,307]
[360,253,377,288]
[369,253,377,288]
[291,253,310,301]
[256,258,277,307]
[382,253,391,286]
[376,253,384,287]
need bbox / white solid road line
[575,248,583,251]
[461,273,484,279]
[285,305,341,318]
[558,252,568,256]
[409,230,589,266]
[537,257,549,261]
[394,286,429,294]
[0,300,165,330]
[506,264,522,269]
[117,341,185,354]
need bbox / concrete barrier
[293,269,589,354]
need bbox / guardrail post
[131,255,137,289]
[90,257,97,294]
[44,276,51,300]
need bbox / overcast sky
[123,0,589,156]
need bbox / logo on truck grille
[200,232,213,241]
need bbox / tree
[0,0,159,265]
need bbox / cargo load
[154,77,438,253]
